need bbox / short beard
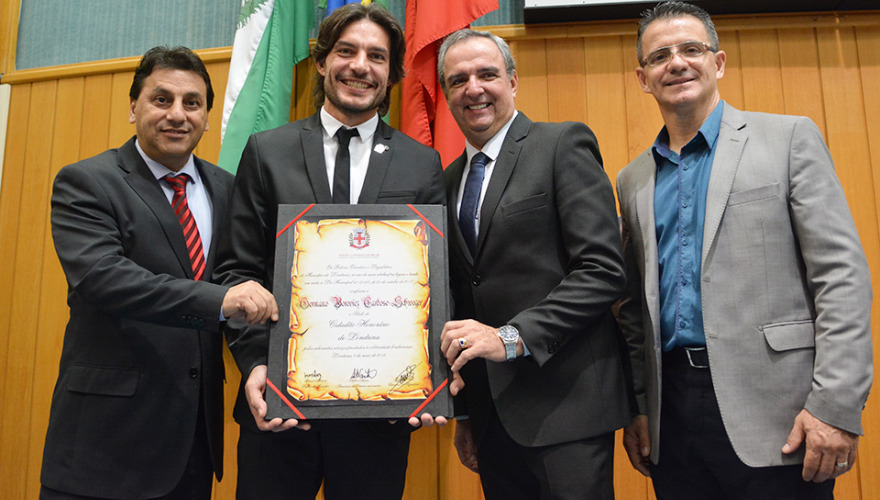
[324,79,387,117]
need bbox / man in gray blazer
[438,29,631,499]
[617,2,872,499]
[213,4,445,499]
[42,46,278,500]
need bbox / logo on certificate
[348,227,371,249]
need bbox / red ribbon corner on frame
[265,377,450,421]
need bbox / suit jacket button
[189,368,199,379]
[472,275,481,286]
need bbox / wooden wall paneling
[508,38,549,123]
[815,26,877,226]
[294,59,317,122]
[78,74,114,158]
[618,17,665,162]
[209,58,258,500]
[614,35,658,500]
[438,421,483,499]
[648,478,658,499]
[27,203,65,494]
[853,24,880,500]
[50,78,85,165]
[0,81,31,499]
[738,29,786,115]
[404,426,440,499]
[716,30,745,111]
[196,60,230,164]
[612,431,650,500]
[545,37,587,123]
[208,55,256,494]
[108,71,135,148]
[0,79,57,499]
[25,76,86,494]
[0,0,20,75]
[387,80,402,130]
[583,32,651,500]
[584,35,631,196]
[621,52,661,162]
[777,29,826,134]
[213,344,241,500]
[0,88,32,351]
[856,25,880,260]
[816,24,880,500]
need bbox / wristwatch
[497,325,520,361]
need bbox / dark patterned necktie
[164,174,206,280]
[458,153,489,255]
[333,127,360,204]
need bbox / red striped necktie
[164,173,206,280]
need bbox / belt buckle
[684,347,709,369]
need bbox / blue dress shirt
[653,101,724,351]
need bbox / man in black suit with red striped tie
[41,46,278,500]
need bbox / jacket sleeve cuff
[804,391,865,436]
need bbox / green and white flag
[219,0,314,173]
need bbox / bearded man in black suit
[213,4,446,499]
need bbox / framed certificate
[265,204,452,420]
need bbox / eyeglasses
[641,41,718,68]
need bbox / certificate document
[266,204,451,420]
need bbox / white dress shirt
[320,107,379,204]
[455,111,519,227]
[136,139,214,254]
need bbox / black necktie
[458,153,489,255]
[333,127,359,204]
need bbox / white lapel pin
[374,144,390,154]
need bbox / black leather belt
[664,346,709,369]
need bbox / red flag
[401,0,499,167]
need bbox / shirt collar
[465,110,518,164]
[652,101,725,162]
[320,107,379,143]
[135,138,198,181]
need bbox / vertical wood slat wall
[1,12,879,500]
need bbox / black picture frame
[266,204,452,420]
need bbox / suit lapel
[119,138,195,279]
[358,119,394,204]
[630,152,662,342]
[445,154,471,264]
[197,157,228,273]
[475,113,529,256]
[702,105,747,266]
[301,114,333,203]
